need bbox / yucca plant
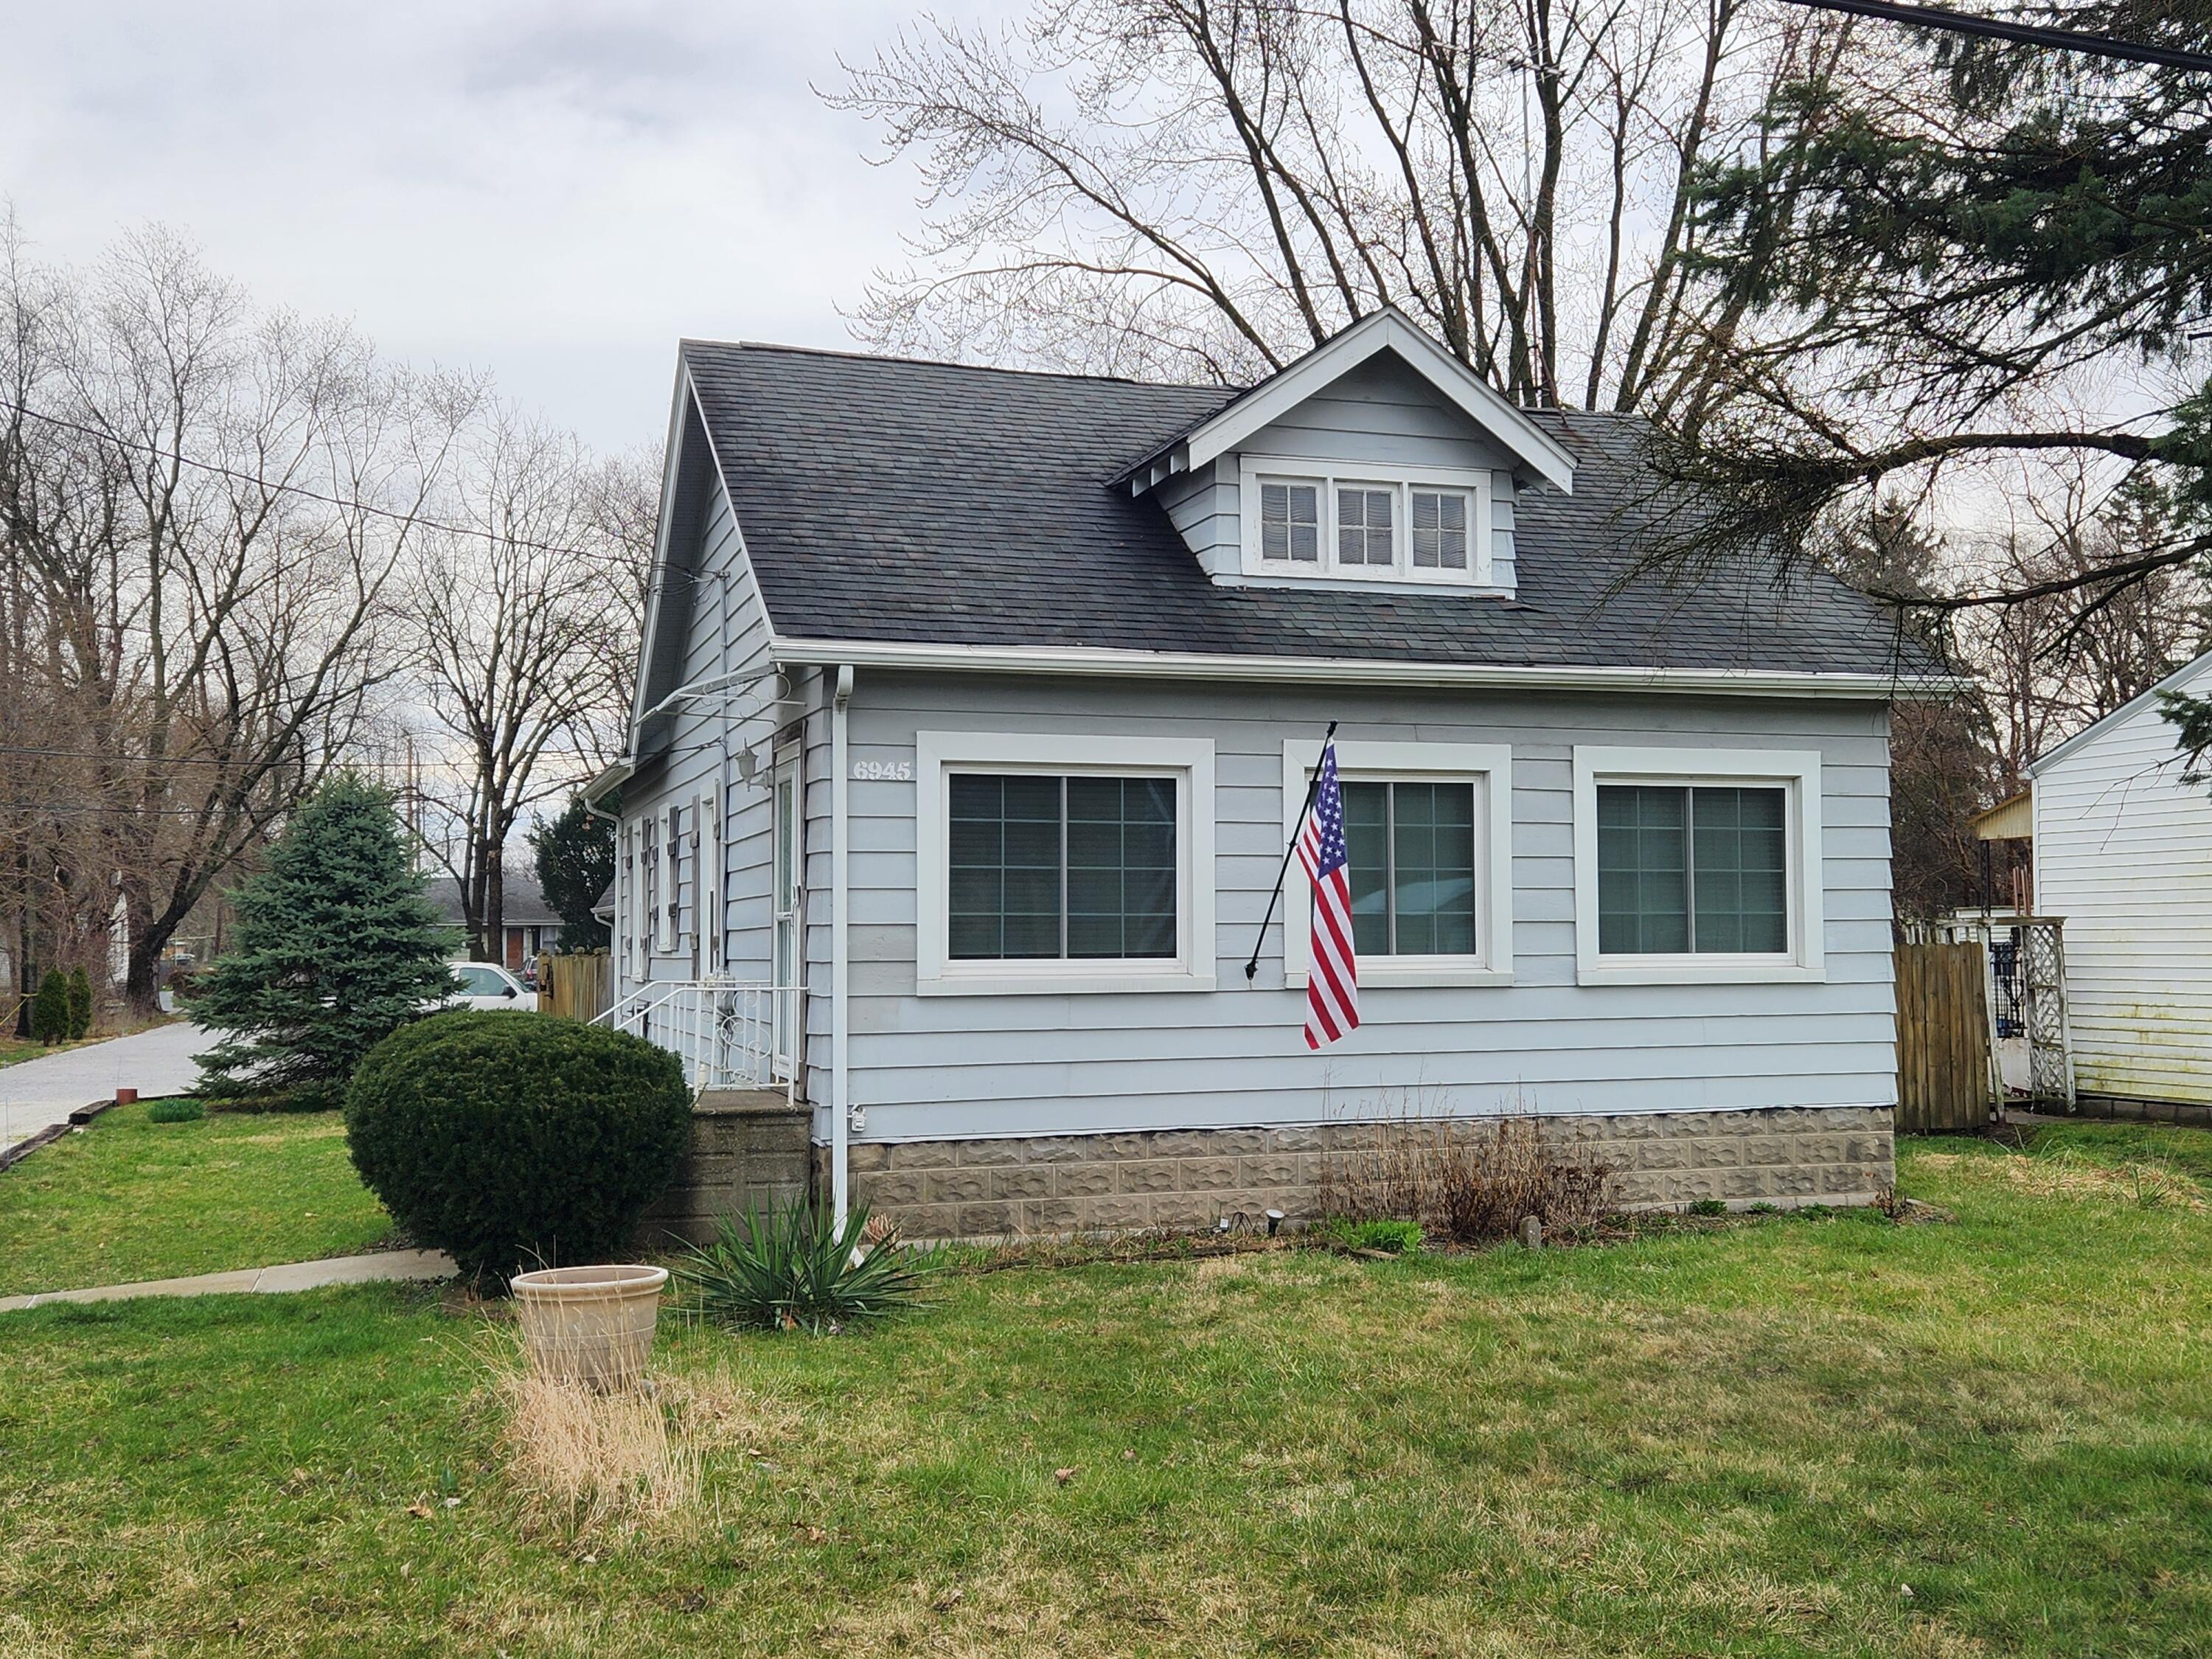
[672,1198,931,1334]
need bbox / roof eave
[770,636,1957,700]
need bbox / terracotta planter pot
[509,1264,668,1390]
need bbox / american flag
[1296,739,1360,1048]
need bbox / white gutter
[771,636,1960,700]
[830,664,855,1229]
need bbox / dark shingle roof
[422,869,561,929]
[681,341,1924,678]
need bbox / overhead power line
[0,397,678,580]
[1775,0,2212,72]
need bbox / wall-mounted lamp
[737,745,759,782]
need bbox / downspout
[830,664,855,1230]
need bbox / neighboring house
[422,869,562,971]
[2026,650,2212,1119]
[591,308,1935,1238]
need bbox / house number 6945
[851,759,913,782]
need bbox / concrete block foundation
[817,1105,1897,1241]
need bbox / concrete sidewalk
[0,1247,456,1312]
[0,1022,209,1150]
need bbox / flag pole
[1245,720,1338,983]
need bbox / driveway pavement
[0,1022,209,1150]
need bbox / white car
[446,959,539,1012]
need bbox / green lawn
[0,1102,393,1295]
[3,1127,2211,1655]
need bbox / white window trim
[699,788,722,973]
[1571,745,1826,987]
[1281,740,1514,989]
[916,730,1216,995]
[1239,456,1498,589]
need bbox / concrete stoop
[639,1088,811,1248]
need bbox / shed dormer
[1116,309,1574,598]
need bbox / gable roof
[422,868,563,930]
[676,339,1936,687]
[1111,307,1576,494]
[2027,647,2212,778]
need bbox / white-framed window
[619,821,635,975]
[1410,487,1471,571]
[697,789,720,973]
[1240,458,1495,587]
[658,802,681,953]
[1335,484,1395,568]
[640,813,659,961]
[916,731,1217,995]
[1259,480,1320,563]
[1571,746,1825,986]
[1281,740,1513,988]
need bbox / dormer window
[1259,481,1319,563]
[1411,489,1470,571]
[1239,460,1496,588]
[1337,487,1394,567]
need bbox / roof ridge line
[679,337,1240,395]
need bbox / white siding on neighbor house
[1159,354,1520,591]
[2033,658,2212,1106]
[824,672,1894,1144]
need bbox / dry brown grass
[490,1354,794,1544]
[1315,1113,1615,1242]
[1916,1148,2204,1210]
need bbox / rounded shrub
[344,1011,691,1284]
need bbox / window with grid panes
[1340,779,1478,956]
[947,774,1178,960]
[1596,785,1787,955]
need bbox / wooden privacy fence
[537,950,613,1023]
[1894,937,1996,1133]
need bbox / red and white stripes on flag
[1296,738,1360,1048]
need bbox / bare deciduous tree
[0,216,474,1015]
[406,413,646,961]
[833,0,1835,409]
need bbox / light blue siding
[831,672,1894,1142]
[1159,353,1522,592]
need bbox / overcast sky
[1,2,1003,453]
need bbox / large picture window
[1597,785,1787,956]
[918,732,1216,994]
[1572,747,1824,986]
[1343,781,1478,956]
[949,774,1177,961]
[1281,740,1513,988]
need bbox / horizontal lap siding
[840,672,1896,1140]
[2037,680,2212,1105]
[627,477,776,995]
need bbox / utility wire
[1775,0,2212,72]
[0,397,681,581]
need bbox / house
[422,869,562,972]
[591,309,1935,1238]
[2024,649,2212,1121]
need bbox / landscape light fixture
[1265,1209,1284,1237]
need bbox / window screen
[949,774,1178,961]
[1597,785,1787,955]
[1260,481,1320,563]
[1340,779,1478,956]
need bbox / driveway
[0,1023,209,1150]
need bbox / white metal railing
[593,978,801,1094]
